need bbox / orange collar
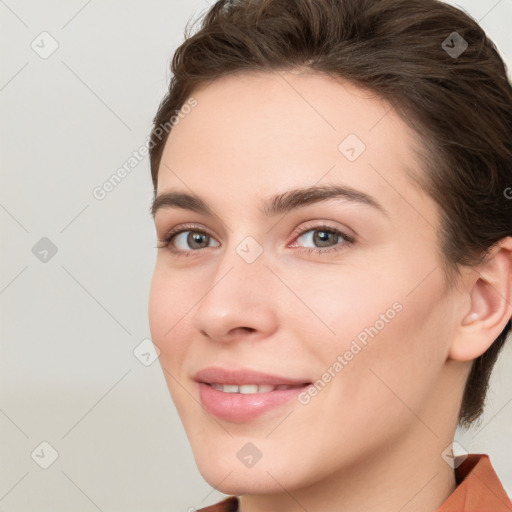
[437,453,511,511]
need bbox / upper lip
[194,367,311,386]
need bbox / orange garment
[197,454,511,511]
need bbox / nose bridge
[192,233,278,341]
[215,231,271,292]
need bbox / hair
[149,0,512,427]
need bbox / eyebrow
[150,184,388,218]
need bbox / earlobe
[449,237,512,362]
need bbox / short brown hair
[149,0,512,427]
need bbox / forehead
[165,70,402,166]
[157,70,438,230]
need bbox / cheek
[299,264,403,352]
[148,264,188,361]
[302,261,450,419]
[148,266,196,413]
[148,267,169,344]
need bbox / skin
[148,70,512,512]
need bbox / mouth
[194,366,312,421]
[205,382,309,394]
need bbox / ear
[449,237,512,362]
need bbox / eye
[156,224,220,256]
[290,223,355,255]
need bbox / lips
[194,367,312,421]
[194,366,311,388]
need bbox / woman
[147,0,512,510]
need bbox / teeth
[222,384,239,393]
[239,385,259,394]
[209,383,298,393]
[255,385,275,393]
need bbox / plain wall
[1,0,511,510]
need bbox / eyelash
[156,222,355,257]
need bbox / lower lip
[198,382,309,422]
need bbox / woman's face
[148,70,465,494]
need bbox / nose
[192,240,279,344]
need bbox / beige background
[1,0,511,510]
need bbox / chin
[193,444,311,496]
[198,463,293,495]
